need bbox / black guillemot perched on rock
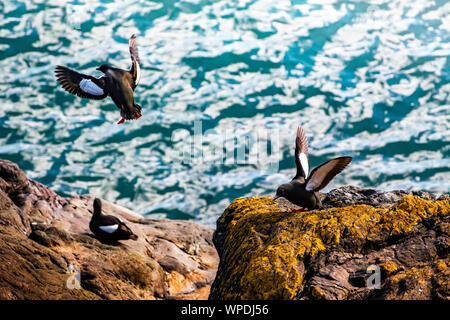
[89,198,138,243]
[274,125,352,210]
[55,34,142,124]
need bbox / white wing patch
[135,62,141,86]
[299,152,309,178]
[99,224,118,234]
[79,78,104,96]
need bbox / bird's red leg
[117,117,126,124]
[133,114,142,120]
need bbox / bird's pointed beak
[273,195,280,201]
[96,67,101,71]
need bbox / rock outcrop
[0,159,218,300]
[2,158,448,300]
[210,187,449,300]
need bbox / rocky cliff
[2,159,448,300]
[210,187,449,300]
[0,159,218,299]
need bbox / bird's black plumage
[89,198,138,243]
[55,34,142,124]
[274,125,352,210]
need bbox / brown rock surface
[0,159,218,300]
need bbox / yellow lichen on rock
[311,286,325,299]
[369,195,449,238]
[432,260,449,298]
[378,259,398,275]
[383,266,434,299]
[210,194,450,300]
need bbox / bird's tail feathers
[134,103,142,116]
[120,103,142,122]
[130,103,142,121]
[130,234,138,241]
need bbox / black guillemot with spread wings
[55,34,142,124]
[274,125,352,210]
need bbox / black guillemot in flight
[89,198,138,243]
[273,125,352,210]
[55,34,142,124]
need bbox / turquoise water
[0,0,449,226]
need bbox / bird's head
[273,183,292,201]
[96,64,111,73]
[93,198,103,216]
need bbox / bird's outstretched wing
[55,65,108,100]
[305,156,352,192]
[128,34,141,89]
[293,125,309,180]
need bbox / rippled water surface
[1,0,449,225]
